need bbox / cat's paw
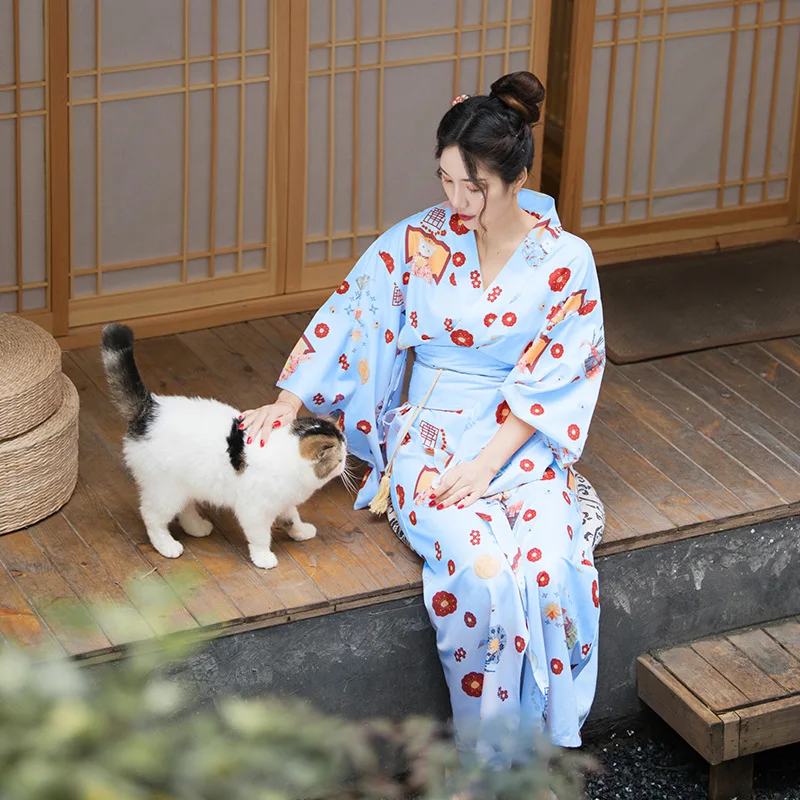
[287,521,317,541]
[153,537,184,559]
[250,547,278,570]
[183,517,213,538]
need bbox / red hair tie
[451,94,470,106]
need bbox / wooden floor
[1,313,799,660]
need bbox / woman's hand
[240,392,301,447]
[427,458,498,510]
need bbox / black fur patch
[227,418,247,473]
[291,416,345,442]
[101,322,157,439]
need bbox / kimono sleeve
[501,237,605,469]
[275,228,408,507]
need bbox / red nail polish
[428,500,436,507]
[247,437,252,444]
[430,493,436,499]
[260,440,265,448]
[273,420,281,428]
[437,504,443,510]
[457,504,464,510]
[238,415,243,420]
[238,423,245,430]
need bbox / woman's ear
[513,168,528,193]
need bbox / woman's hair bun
[489,71,545,125]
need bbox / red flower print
[470,270,481,289]
[409,511,417,525]
[452,251,466,267]
[582,643,591,656]
[410,311,418,328]
[495,400,510,425]
[563,491,571,504]
[356,420,371,434]
[402,272,410,285]
[530,403,544,416]
[537,571,550,587]
[379,251,395,273]
[523,509,537,522]
[464,612,477,628]
[550,658,564,675]
[434,541,442,561]
[498,687,509,701]
[592,580,599,608]
[448,559,455,576]
[567,525,573,539]
[527,548,542,562]
[462,672,484,697]
[551,343,564,359]
[568,424,580,441]
[396,485,405,509]
[449,273,457,286]
[502,312,517,327]
[548,267,571,292]
[313,393,324,405]
[449,214,469,235]
[401,432,411,446]
[314,323,329,338]
[338,354,350,370]
[336,280,350,294]
[454,647,466,663]
[385,329,394,344]
[476,513,492,523]
[579,299,597,316]
[515,636,526,653]
[484,313,497,327]
[469,530,481,546]
[443,317,454,332]
[542,467,556,480]
[487,287,502,303]
[520,459,534,472]
[432,590,458,617]
[450,329,474,347]
[582,557,594,567]
[420,334,432,341]
[334,393,344,403]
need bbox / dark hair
[435,71,545,228]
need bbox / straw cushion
[0,314,64,440]
[0,374,79,534]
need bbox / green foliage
[0,577,593,799]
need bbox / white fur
[122,395,346,569]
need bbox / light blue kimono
[277,189,606,765]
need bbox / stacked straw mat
[0,314,79,534]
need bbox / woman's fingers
[439,484,471,509]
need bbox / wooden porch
[1,314,798,661]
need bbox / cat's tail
[100,323,155,428]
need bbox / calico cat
[100,323,347,569]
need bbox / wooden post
[708,755,754,800]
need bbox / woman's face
[438,146,520,234]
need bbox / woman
[242,71,605,769]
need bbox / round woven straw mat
[0,314,63,441]
[0,374,79,535]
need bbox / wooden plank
[708,755,754,800]
[0,532,112,657]
[718,711,741,762]
[689,347,800,444]
[726,628,800,694]
[27,512,153,646]
[736,696,800,756]
[603,366,785,512]
[637,654,725,764]
[657,646,750,713]
[691,637,785,704]
[623,361,800,504]
[0,562,51,650]
[759,338,800,376]
[594,387,749,520]
[572,448,675,537]
[60,479,198,637]
[663,352,800,476]
[765,618,800,661]
[724,342,800,413]
[588,417,714,528]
